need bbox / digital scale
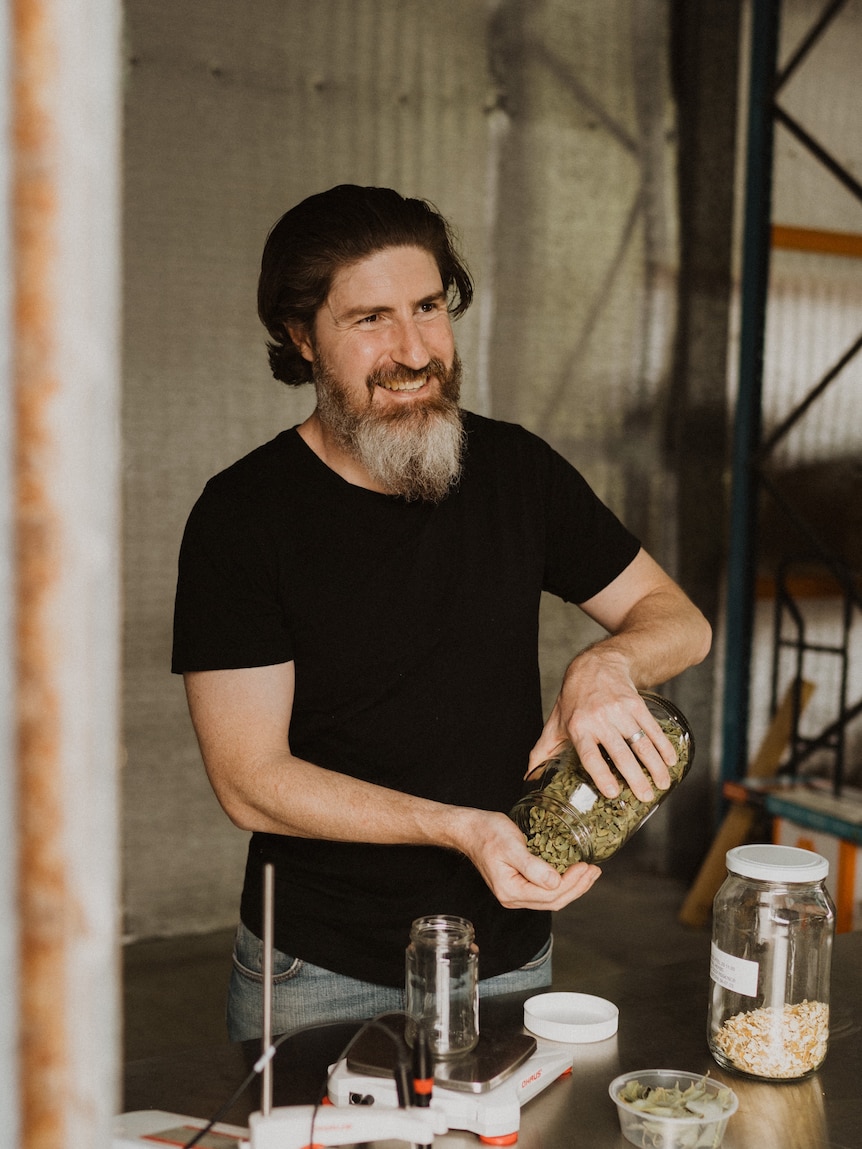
[327,1013,575,1144]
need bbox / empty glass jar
[708,844,835,1081]
[510,691,693,870]
[405,915,479,1059]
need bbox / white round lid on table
[523,991,619,1043]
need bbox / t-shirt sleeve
[541,446,641,604]
[171,483,293,673]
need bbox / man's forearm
[575,582,712,690]
[207,744,482,850]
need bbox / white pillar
[11,1,122,1146]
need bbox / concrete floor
[122,853,713,1063]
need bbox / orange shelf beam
[772,224,862,259]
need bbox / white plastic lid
[523,992,619,1043]
[726,843,829,882]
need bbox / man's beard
[313,353,466,503]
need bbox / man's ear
[286,321,315,364]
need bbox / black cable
[309,1013,413,1148]
[181,1012,413,1149]
[181,1068,260,1148]
[181,1019,332,1149]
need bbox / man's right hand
[442,807,602,911]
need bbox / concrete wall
[121,0,731,940]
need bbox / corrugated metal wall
[732,0,862,768]
[760,0,862,468]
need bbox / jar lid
[523,992,619,1043]
[725,843,829,882]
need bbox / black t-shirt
[172,411,640,985]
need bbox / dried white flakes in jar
[712,1000,829,1079]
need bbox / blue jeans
[226,921,553,1041]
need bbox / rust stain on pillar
[13,0,68,1146]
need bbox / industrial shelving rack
[722,0,862,799]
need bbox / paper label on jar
[567,782,599,814]
[710,942,759,997]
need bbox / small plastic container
[510,692,693,870]
[609,1069,738,1149]
[405,915,479,1060]
[708,843,835,1081]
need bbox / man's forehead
[325,246,444,315]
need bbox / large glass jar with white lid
[708,844,835,1081]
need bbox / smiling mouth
[369,356,453,396]
[377,376,428,393]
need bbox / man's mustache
[366,359,452,392]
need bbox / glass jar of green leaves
[510,692,694,871]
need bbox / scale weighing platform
[327,1013,575,1144]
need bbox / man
[172,185,712,1040]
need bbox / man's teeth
[379,377,426,392]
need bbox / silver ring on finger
[625,728,647,747]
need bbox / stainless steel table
[123,930,862,1148]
